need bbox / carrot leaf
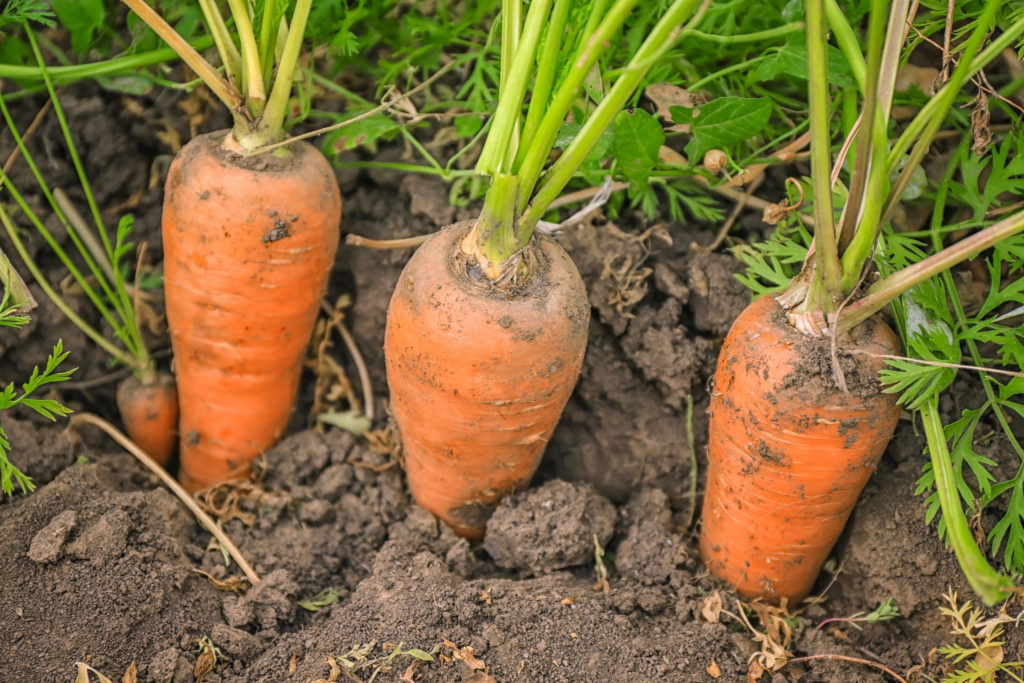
[670,96,772,162]
[0,329,75,496]
[612,109,664,195]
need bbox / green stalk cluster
[470,0,701,278]
[121,0,316,151]
[0,25,153,379]
[797,0,1024,322]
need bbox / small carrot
[699,295,901,602]
[384,222,589,539]
[116,371,179,466]
[162,131,340,491]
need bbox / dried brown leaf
[971,92,992,156]
[122,661,138,683]
[311,655,342,683]
[707,659,722,678]
[192,569,250,595]
[74,662,113,683]
[658,145,688,166]
[289,654,299,674]
[194,650,215,682]
[645,83,701,132]
[701,591,723,623]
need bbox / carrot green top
[122,0,315,152]
[466,0,702,281]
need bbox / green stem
[225,0,266,115]
[511,0,641,210]
[475,174,521,275]
[921,398,1014,605]
[258,0,281,85]
[518,0,701,240]
[804,0,841,310]
[875,0,1003,237]
[0,204,139,370]
[836,209,1024,333]
[887,8,1024,174]
[120,0,242,117]
[680,23,804,44]
[476,0,554,175]
[688,54,767,91]
[25,29,138,335]
[838,1,908,287]
[197,0,240,87]
[823,0,866,92]
[835,1,887,257]
[246,0,314,149]
[0,38,214,82]
[516,0,571,159]
[0,91,132,348]
[331,160,475,179]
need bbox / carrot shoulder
[162,131,341,491]
[384,222,590,539]
[700,295,901,602]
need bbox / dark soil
[1,81,1019,683]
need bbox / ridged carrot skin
[162,131,341,491]
[116,371,179,466]
[384,222,590,539]
[700,295,901,602]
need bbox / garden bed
[0,80,1016,683]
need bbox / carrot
[162,131,340,491]
[384,222,589,539]
[699,295,901,602]
[381,0,699,538]
[116,371,179,466]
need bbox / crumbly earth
[1,82,1020,683]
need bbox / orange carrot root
[700,295,901,602]
[116,371,179,466]
[162,130,341,491]
[384,222,590,539]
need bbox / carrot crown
[121,0,315,152]
[466,0,702,280]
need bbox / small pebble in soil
[27,509,77,564]
[483,479,615,574]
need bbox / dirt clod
[483,479,615,574]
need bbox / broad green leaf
[298,586,340,612]
[50,0,104,55]
[612,109,663,195]
[323,114,400,157]
[749,38,854,87]
[454,115,484,138]
[672,97,771,162]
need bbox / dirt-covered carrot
[385,0,702,538]
[163,133,339,489]
[385,222,589,539]
[699,0,1024,604]
[700,296,900,601]
[123,0,340,489]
